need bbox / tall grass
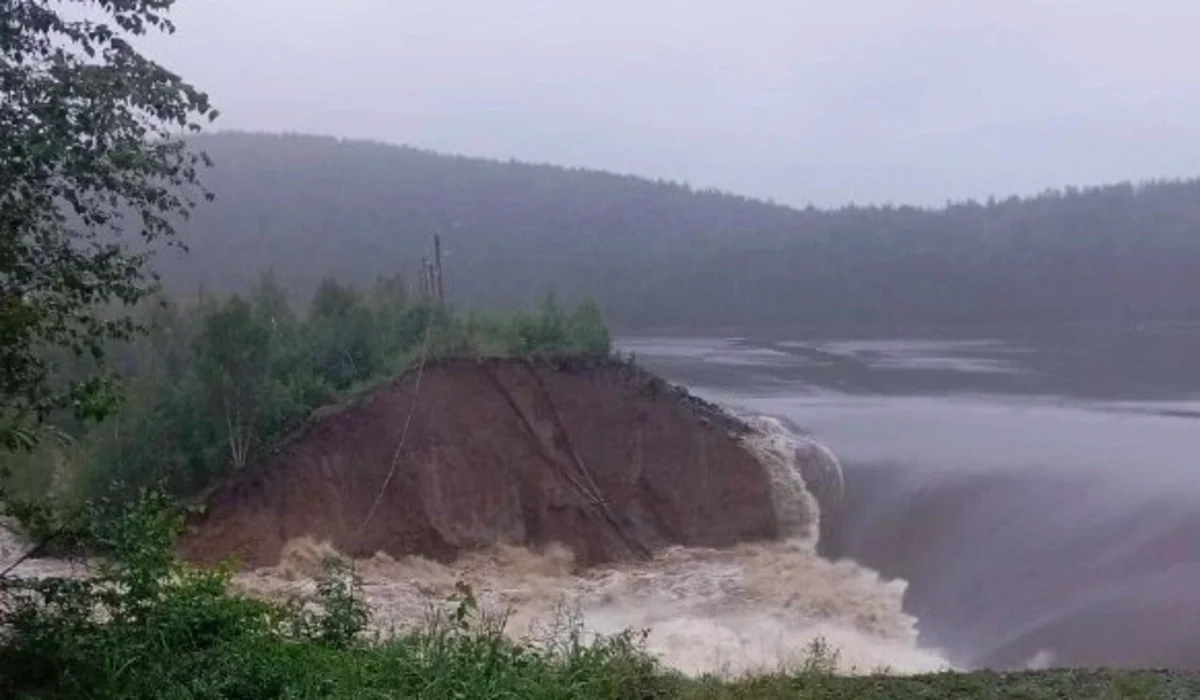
[0,491,670,699]
[1,492,1189,699]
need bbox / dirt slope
[178,358,780,570]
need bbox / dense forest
[152,131,1200,330]
[2,278,612,509]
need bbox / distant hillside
[155,131,1200,329]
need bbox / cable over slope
[178,358,801,570]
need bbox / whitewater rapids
[1,415,953,677]
[238,415,952,676]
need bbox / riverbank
[3,519,1190,699]
[5,341,1187,696]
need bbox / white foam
[3,416,955,677]
[239,415,953,676]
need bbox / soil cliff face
[178,358,780,570]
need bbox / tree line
[151,132,1200,331]
[3,3,1196,696]
[2,274,612,509]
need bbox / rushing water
[620,321,1200,671]
[229,415,951,677]
[6,321,1198,675]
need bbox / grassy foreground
[703,670,1197,699]
[0,496,1192,699]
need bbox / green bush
[2,491,1193,698]
[0,491,286,697]
[0,491,672,699]
[1,276,615,513]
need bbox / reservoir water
[621,322,1200,670]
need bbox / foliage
[0,491,1194,698]
[567,298,614,356]
[0,491,670,699]
[277,555,370,650]
[461,292,613,359]
[0,276,613,509]
[0,0,218,450]
[0,490,281,697]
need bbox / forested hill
[156,131,1200,330]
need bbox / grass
[7,608,1189,700]
[4,576,1194,700]
[2,494,1196,699]
[681,669,1196,699]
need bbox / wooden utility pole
[416,237,447,304]
[426,259,436,302]
[433,234,445,303]
[420,256,430,299]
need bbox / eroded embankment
[178,358,783,570]
[5,358,950,676]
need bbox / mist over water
[230,416,951,677]
[235,531,949,677]
[621,323,1200,670]
[1,405,954,677]
[8,322,1199,673]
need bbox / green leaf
[0,0,217,451]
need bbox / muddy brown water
[8,321,1200,674]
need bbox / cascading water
[616,329,1200,672]
[235,413,953,676]
[0,410,953,676]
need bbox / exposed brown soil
[178,357,781,570]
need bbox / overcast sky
[144,0,1200,208]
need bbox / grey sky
[146,0,1200,208]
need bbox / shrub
[0,490,670,699]
[2,276,618,516]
